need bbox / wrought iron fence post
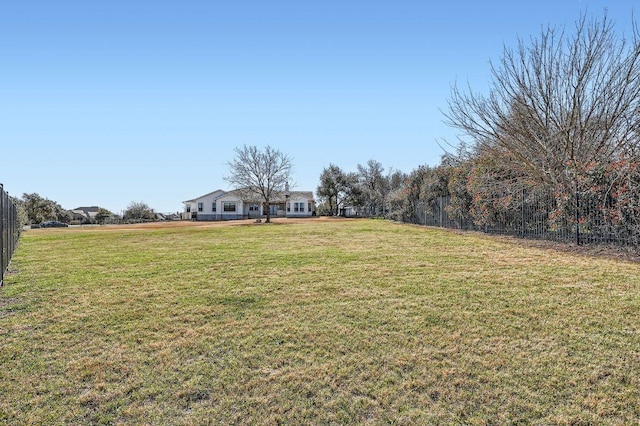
[11,198,17,257]
[521,187,526,238]
[1,183,4,286]
[0,183,21,287]
[575,187,580,246]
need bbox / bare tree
[123,201,155,221]
[225,145,293,223]
[444,13,640,193]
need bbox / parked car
[40,221,69,228]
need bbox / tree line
[14,194,158,225]
[316,160,406,217]
[317,13,640,245]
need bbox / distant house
[157,212,181,221]
[71,206,120,224]
[71,206,101,224]
[182,189,316,221]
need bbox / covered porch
[245,202,287,218]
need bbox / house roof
[71,206,103,219]
[213,188,248,201]
[73,206,100,213]
[214,188,314,203]
[186,188,315,204]
[288,191,314,200]
[183,189,226,203]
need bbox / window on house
[186,205,191,213]
[198,202,203,212]
[249,204,259,211]
[308,202,312,212]
[287,203,290,212]
[223,202,236,212]
[212,203,216,212]
[294,202,301,212]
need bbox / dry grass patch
[1,219,639,424]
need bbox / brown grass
[1,218,639,424]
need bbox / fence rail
[408,189,639,249]
[1,184,21,286]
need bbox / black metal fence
[1,184,21,286]
[409,189,639,249]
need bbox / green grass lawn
[1,219,639,425]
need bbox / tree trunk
[265,201,271,223]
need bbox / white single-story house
[182,188,316,221]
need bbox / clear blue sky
[0,1,633,214]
